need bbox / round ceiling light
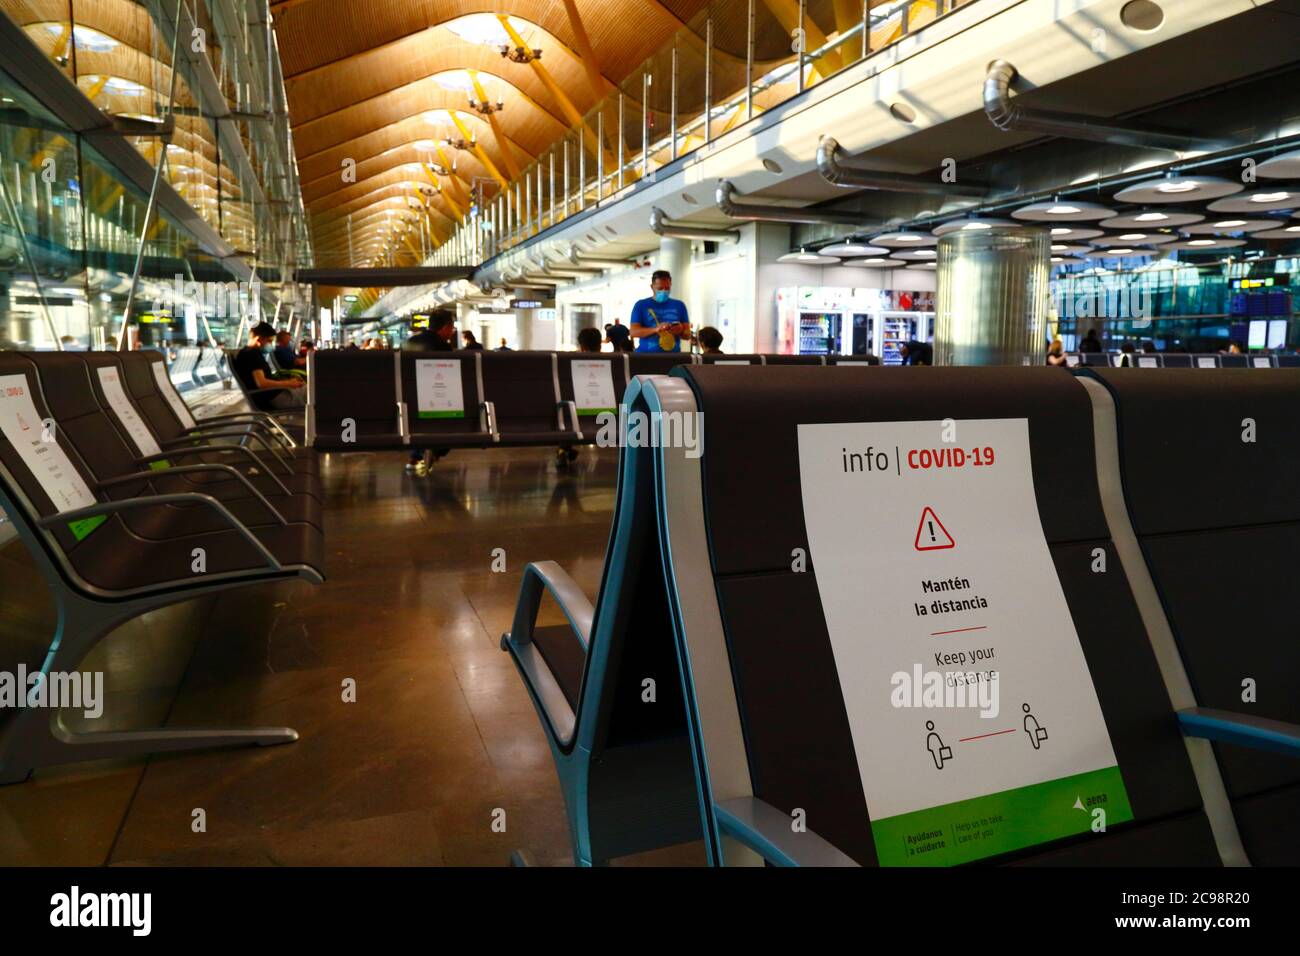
[1179,218,1280,235]
[819,242,889,257]
[871,231,937,247]
[842,257,894,268]
[777,250,837,264]
[1112,175,1243,204]
[1098,209,1205,229]
[1091,232,1177,246]
[1046,226,1105,241]
[930,217,1018,236]
[1011,200,1114,222]
[1049,243,1092,255]
[1256,149,1300,180]
[890,248,939,260]
[1167,237,1246,250]
[1206,188,1299,213]
[911,262,937,270]
[1050,256,1087,266]
[1085,247,1158,259]
[1252,225,1300,239]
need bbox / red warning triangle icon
[914,507,955,551]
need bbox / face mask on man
[653,289,669,303]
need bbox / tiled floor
[0,442,704,866]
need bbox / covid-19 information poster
[570,360,616,416]
[797,417,1131,865]
[414,360,465,419]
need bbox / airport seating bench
[503,364,1298,866]
[1080,366,1300,865]
[0,350,325,784]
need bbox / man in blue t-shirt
[629,269,690,352]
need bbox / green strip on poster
[871,766,1132,866]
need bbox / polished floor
[0,438,704,866]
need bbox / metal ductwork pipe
[816,137,987,198]
[543,256,604,275]
[983,60,1221,153]
[522,273,563,286]
[649,206,740,242]
[716,179,871,225]
[569,245,636,268]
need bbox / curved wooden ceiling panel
[273,0,715,266]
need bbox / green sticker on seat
[67,515,108,541]
[417,410,466,419]
[576,407,616,417]
[148,459,172,470]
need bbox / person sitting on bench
[556,327,604,468]
[233,321,307,411]
[403,308,457,475]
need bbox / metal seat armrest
[482,401,500,442]
[37,493,283,571]
[499,561,593,748]
[162,427,294,475]
[1178,707,1300,759]
[506,560,593,649]
[137,446,292,496]
[715,797,860,867]
[561,400,583,440]
[101,466,287,526]
[183,414,296,448]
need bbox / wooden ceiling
[273,0,720,267]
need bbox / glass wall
[2,0,312,331]
[0,63,259,350]
[1049,259,1298,352]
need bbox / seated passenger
[898,340,933,366]
[404,311,455,352]
[403,309,456,475]
[557,327,605,468]
[698,326,724,355]
[1046,338,1068,367]
[274,330,307,376]
[233,320,307,411]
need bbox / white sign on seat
[0,373,102,540]
[570,360,617,415]
[96,367,162,457]
[798,417,1131,865]
[414,359,466,419]
[152,361,197,428]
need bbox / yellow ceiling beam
[560,0,609,104]
[469,70,523,181]
[436,146,473,208]
[449,111,507,190]
[496,14,614,173]
[758,0,841,79]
